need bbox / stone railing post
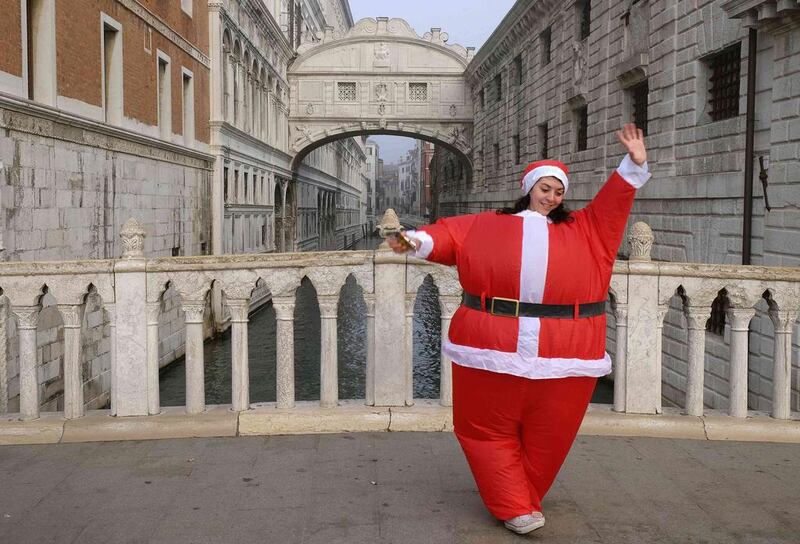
[58,304,85,419]
[183,301,206,414]
[769,308,799,420]
[726,307,755,418]
[372,250,409,406]
[11,305,39,420]
[228,299,250,412]
[683,305,712,416]
[146,302,161,415]
[622,222,661,414]
[113,218,149,417]
[318,295,339,408]
[612,303,629,413]
[0,302,7,415]
[404,293,417,406]
[272,297,295,409]
[439,296,461,407]
[364,294,376,406]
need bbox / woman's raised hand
[387,234,411,254]
[616,123,647,166]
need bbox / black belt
[462,292,606,319]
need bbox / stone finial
[628,221,654,261]
[120,218,146,259]
[376,208,402,238]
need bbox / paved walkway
[1,432,799,543]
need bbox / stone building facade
[433,0,800,413]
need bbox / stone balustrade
[0,219,798,431]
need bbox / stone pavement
[1,432,799,544]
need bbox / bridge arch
[287,17,475,173]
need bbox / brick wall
[0,1,23,77]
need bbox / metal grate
[579,0,591,40]
[538,123,548,159]
[514,55,524,86]
[576,106,588,151]
[540,27,552,65]
[707,43,741,121]
[409,82,428,102]
[337,82,357,102]
[494,74,502,102]
[512,134,520,165]
[631,80,649,135]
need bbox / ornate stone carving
[11,306,39,329]
[305,103,314,115]
[375,83,388,102]
[374,42,390,66]
[58,305,84,329]
[378,103,386,116]
[182,302,206,324]
[572,41,588,89]
[227,299,250,323]
[376,208,402,240]
[449,104,457,117]
[628,222,654,261]
[120,218,146,259]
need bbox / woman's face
[528,176,565,215]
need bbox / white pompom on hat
[520,160,569,195]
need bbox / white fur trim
[516,212,549,357]
[522,165,569,195]
[616,154,651,189]
[444,338,612,379]
[405,229,433,259]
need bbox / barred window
[578,0,591,41]
[512,134,520,165]
[575,106,588,151]
[538,123,549,159]
[706,43,741,122]
[514,55,524,86]
[479,88,485,109]
[493,143,500,171]
[494,74,502,102]
[409,82,428,102]
[631,80,649,135]
[337,81,357,102]
[540,27,552,65]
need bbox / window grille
[631,80,649,135]
[512,135,521,165]
[409,82,428,102]
[493,143,500,171]
[538,123,548,159]
[540,27,552,65]
[479,88,485,109]
[707,43,741,122]
[514,55,524,86]
[494,74,502,101]
[576,106,588,151]
[337,82,357,102]
[578,0,591,40]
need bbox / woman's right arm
[391,214,478,267]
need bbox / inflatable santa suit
[407,155,650,521]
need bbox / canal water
[159,234,613,405]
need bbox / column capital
[318,295,339,319]
[725,307,756,331]
[183,301,206,324]
[684,305,712,331]
[11,306,39,329]
[228,299,250,322]
[57,304,84,329]
[272,297,295,320]
[769,309,800,334]
[439,295,461,318]
[612,302,629,323]
[146,301,161,324]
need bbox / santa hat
[520,160,569,195]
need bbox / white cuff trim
[616,154,651,189]
[405,229,433,259]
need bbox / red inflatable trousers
[452,363,597,520]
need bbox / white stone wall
[438,0,800,412]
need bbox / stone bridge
[288,17,475,177]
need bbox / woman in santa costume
[388,124,649,535]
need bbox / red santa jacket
[410,155,650,379]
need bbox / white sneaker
[503,511,545,534]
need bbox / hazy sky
[349,0,516,163]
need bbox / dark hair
[497,194,574,224]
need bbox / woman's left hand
[616,123,647,166]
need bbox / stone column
[106,303,117,415]
[59,305,84,419]
[210,15,224,122]
[183,301,206,414]
[769,309,799,420]
[404,294,417,406]
[0,302,7,414]
[683,306,711,417]
[113,218,149,417]
[228,299,250,412]
[146,302,161,415]
[226,54,235,123]
[364,294,376,406]
[372,250,407,406]
[12,306,39,420]
[612,303,629,413]
[726,307,755,418]
[623,263,662,414]
[439,296,461,407]
[318,295,338,408]
[273,297,295,409]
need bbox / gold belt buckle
[490,297,519,317]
